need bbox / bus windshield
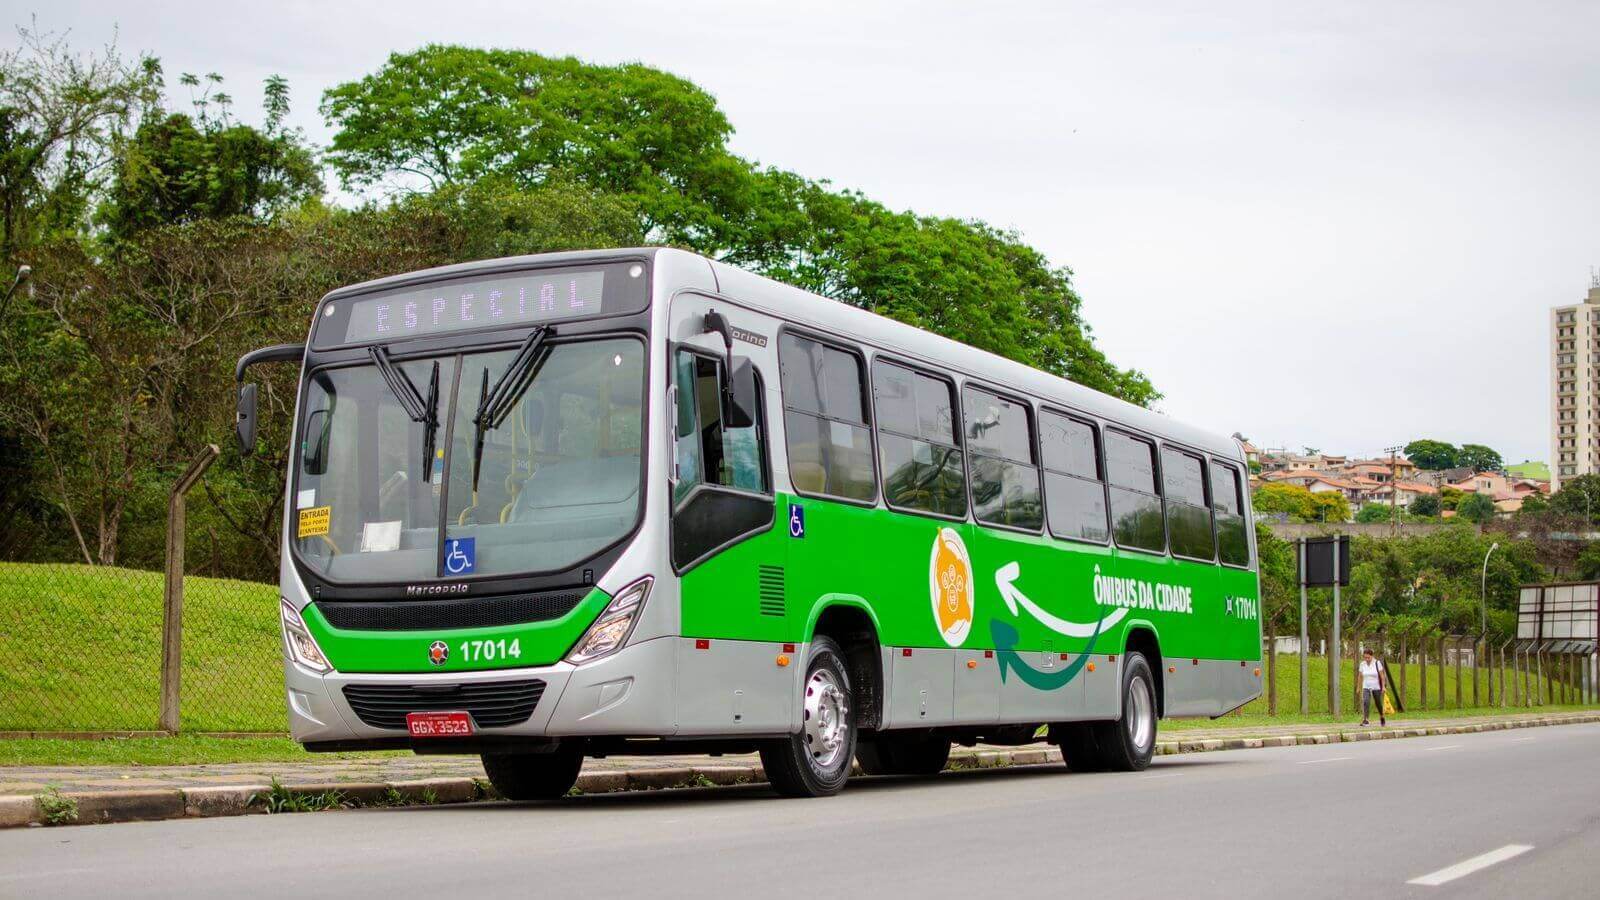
[293,337,645,584]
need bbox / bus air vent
[315,589,587,631]
[342,679,546,730]
[758,565,786,617]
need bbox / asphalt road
[4,724,1598,899]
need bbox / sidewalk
[4,710,1596,828]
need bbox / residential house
[1366,481,1439,509]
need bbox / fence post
[1419,636,1429,711]
[1398,633,1408,711]
[159,444,222,734]
[1266,628,1277,716]
[1453,636,1463,710]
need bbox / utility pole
[1385,444,1405,536]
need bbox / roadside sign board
[1517,583,1599,643]
[1302,535,1350,587]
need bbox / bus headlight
[281,599,332,674]
[567,577,652,665]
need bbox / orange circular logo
[929,528,974,646]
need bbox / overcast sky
[23,1,1600,463]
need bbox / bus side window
[963,385,1043,531]
[872,360,966,518]
[1039,410,1109,543]
[674,349,768,505]
[1162,447,1215,561]
[1105,430,1164,553]
[778,333,876,502]
[1212,462,1250,567]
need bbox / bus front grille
[315,590,588,631]
[342,679,547,730]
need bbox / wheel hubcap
[803,668,850,771]
[1127,674,1154,752]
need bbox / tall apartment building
[1551,280,1600,490]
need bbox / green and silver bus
[236,248,1261,799]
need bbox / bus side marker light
[1107,654,1116,661]
[1061,653,1069,661]
[1168,666,1176,674]
[783,643,796,653]
[695,639,710,650]
[967,660,978,670]
[1192,659,1199,666]
[776,655,790,667]
[984,650,994,658]
[1086,663,1096,672]
[1254,668,1262,677]
[902,648,913,657]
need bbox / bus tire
[1089,652,1157,772]
[480,741,584,801]
[1057,724,1106,773]
[760,635,856,797]
[856,731,951,776]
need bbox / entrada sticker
[929,528,974,646]
[297,506,331,539]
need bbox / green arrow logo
[989,614,1104,690]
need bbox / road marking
[1140,773,1177,780]
[1510,736,1536,743]
[1422,744,1462,752]
[1297,756,1353,765]
[1407,844,1533,886]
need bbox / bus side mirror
[236,383,259,456]
[725,356,757,429]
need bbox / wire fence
[0,560,285,734]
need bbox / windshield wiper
[368,346,440,482]
[471,326,552,493]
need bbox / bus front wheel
[760,635,856,797]
[481,741,584,801]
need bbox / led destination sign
[338,270,606,344]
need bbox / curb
[6,712,1597,829]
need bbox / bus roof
[321,246,1242,463]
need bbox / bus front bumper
[285,635,682,749]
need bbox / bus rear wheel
[480,741,584,801]
[760,635,856,797]
[856,731,951,776]
[1090,652,1157,771]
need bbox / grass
[0,561,285,732]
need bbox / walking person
[1359,647,1386,726]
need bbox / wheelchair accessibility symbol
[788,504,805,539]
[444,537,476,575]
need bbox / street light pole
[1481,541,1499,637]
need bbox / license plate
[406,711,474,738]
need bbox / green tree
[1355,503,1391,523]
[100,73,321,240]
[1252,482,1315,519]
[1577,542,1600,581]
[0,26,159,258]
[1455,492,1496,523]
[1551,474,1600,523]
[320,46,1159,407]
[1308,491,1351,523]
[1404,439,1459,470]
[321,45,750,252]
[1457,443,1502,472]
[1409,493,1441,517]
